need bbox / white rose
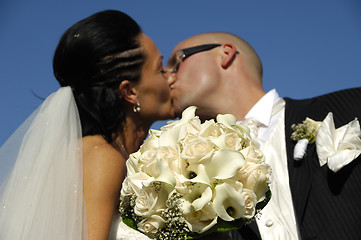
[236,162,271,202]
[240,146,265,164]
[182,138,214,164]
[216,113,250,140]
[126,151,141,176]
[224,132,243,150]
[139,148,177,186]
[158,106,200,147]
[139,149,158,177]
[241,189,257,219]
[200,120,223,138]
[209,127,249,151]
[185,117,202,135]
[137,214,165,234]
[134,182,169,217]
[120,172,154,197]
[183,203,218,233]
[156,146,184,174]
[140,129,160,153]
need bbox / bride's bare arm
[83,136,126,240]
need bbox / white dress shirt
[239,89,300,240]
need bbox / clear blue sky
[1,0,360,146]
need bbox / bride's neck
[115,114,151,156]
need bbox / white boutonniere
[291,117,321,160]
[291,113,361,172]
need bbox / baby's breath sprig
[291,118,321,143]
[119,194,143,227]
[155,192,190,240]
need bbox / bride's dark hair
[53,10,145,142]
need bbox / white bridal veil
[0,87,88,239]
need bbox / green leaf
[256,190,271,210]
[187,218,248,239]
[122,216,137,230]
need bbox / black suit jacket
[238,87,361,240]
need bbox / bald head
[168,32,265,121]
[170,32,263,81]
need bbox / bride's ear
[119,80,138,105]
[221,43,238,69]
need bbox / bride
[0,10,174,240]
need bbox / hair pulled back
[53,10,145,142]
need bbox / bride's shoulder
[82,135,126,185]
[83,135,122,162]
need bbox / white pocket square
[316,112,361,172]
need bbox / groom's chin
[172,103,185,118]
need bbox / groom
[167,32,361,240]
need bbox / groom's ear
[118,80,138,105]
[221,43,237,69]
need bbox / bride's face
[134,34,175,121]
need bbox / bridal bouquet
[119,106,271,239]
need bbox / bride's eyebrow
[156,55,164,69]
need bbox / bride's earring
[133,102,141,113]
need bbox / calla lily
[181,106,198,120]
[179,183,213,213]
[216,114,237,127]
[192,187,213,211]
[180,184,218,234]
[204,150,246,180]
[154,159,176,186]
[185,163,211,186]
[213,182,245,221]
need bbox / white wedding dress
[109,212,151,240]
[0,87,150,240]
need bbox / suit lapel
[284,98,314,228]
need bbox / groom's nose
[167,73,176,87]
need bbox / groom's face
[167,40,221,117]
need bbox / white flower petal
[140,130,160,153]
[183,204,218,233]
[205,150,246,180]
[192,186,213,211]
[213,182,245,221]
[154,159,176,186]
[216,114,237,127]
[182,106,198,120]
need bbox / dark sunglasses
[168,44,222,73]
